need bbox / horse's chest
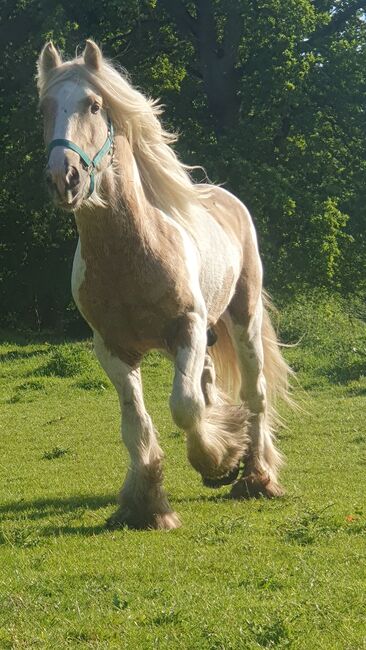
[71,238,193,361]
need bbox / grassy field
[0,294,365,649]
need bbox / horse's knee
[248,386,267,415]
[170,384,204,431]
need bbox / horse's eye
[91,102,100,114]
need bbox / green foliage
[307,198,351,283]
[0,1,365,328]
[279,289,366,387]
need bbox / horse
[37,40,291,530]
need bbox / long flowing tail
[261,290,294,429]
[207,317,242,401]
[188,295,293,485]
[210,294,293,413]
[208,294,293,477]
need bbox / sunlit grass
[0,297,365,648]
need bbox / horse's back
[199,185,257,250]
[196,185,263,324]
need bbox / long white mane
[38,51,209,228]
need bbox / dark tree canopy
[0,0,365,329]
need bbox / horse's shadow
[0,493,116,538]
[0,491,228,538]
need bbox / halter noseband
[47,120,114,197]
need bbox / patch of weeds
[145,586,164,600]
[18,379,46,391]
[74,375,107,391]
[36,345,93,378]
[351,435,366,444]
[202,627,235,650]
[347,385,366,397]
[152,608,180,626]
[169,430,182,438]
[193,516,248,545]
[7,378,47,404]
[42,446,70,460]
[280,291,366,386]
[238,573,283,592]
[66,629,95,643]
[0,347,49,363]
[248,619,291,648]
[256,575,284,591]
[7,394,21,404]
[112,592,129,610]
[44,415,66,426]
[0,628,12,649]
[0,525,41,548]
[280,505,335,545]
[344,513,366,535]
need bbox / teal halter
[47,120,114,197]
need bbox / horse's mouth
[56,199,79,212]
[54,192,84,212]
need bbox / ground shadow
[41,523,109,537]
[0,491,234,538]
[173,493,231,504]
[0,348,50,363]
[347,386,366,397]
[0,493,116,519]
[326,363,366,384]
[0,493,117,539]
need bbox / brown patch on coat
[76,135,195,366]
[75,137,263,365]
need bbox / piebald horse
[37,40,291,529]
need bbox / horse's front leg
[170,313,248,482]
[94,334,180,530]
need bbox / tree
[0,0,365,329]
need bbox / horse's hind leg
[94,334,180,530]
[169,312,248,482]
[228,298,284,498]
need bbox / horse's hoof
[153,512,182,530]
[106,507,181,531]
[202,463,240,488]
[230,474,285,499]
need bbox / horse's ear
[38,42,62,76]
[84,40,102,71]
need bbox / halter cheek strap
[47,120,114,197]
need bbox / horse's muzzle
[45,163,82,210]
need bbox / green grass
[0,295,365,649]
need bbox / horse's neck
[75,134,155,247]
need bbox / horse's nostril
[65,166,80,191]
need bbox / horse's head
[37,40,113,211]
